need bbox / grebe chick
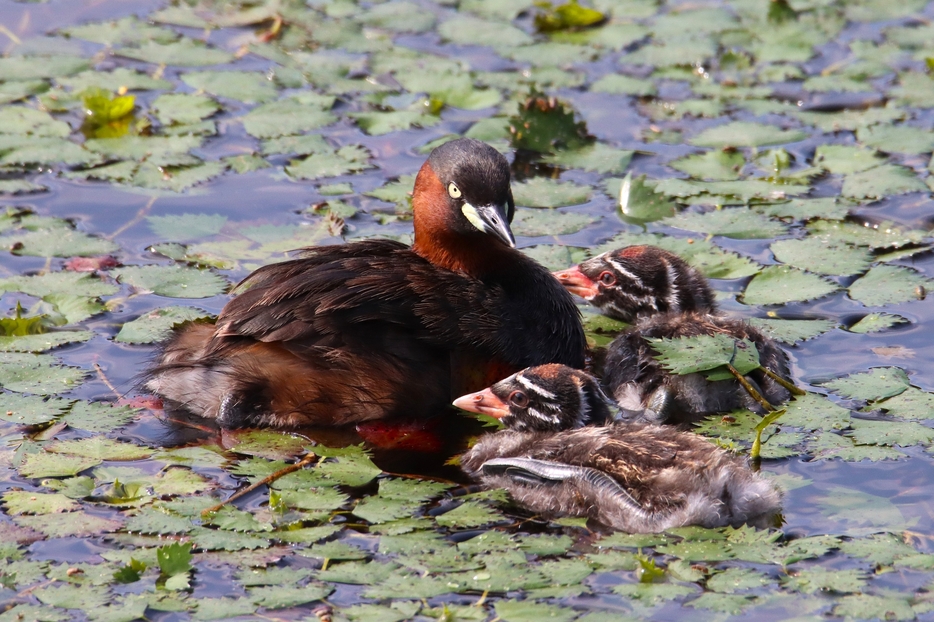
[456,364,782,533]
[555,246,792,424]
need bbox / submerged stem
[727,364,775,412]
[761,365,806,396]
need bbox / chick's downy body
[457,365,781,533]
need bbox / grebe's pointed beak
[461,202,516,248]
[453,388,511,418]
[552,265,599,299]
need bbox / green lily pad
[47,437,152,460]
[857,124,934,155]
[181,70,278,103]
[842,164,928,199]
[511,209,593,237]
[544,143,634,174]
[438,15,533,48]
[813,145,885,174]
[742,266,839,306]
[662,209,787,239]
[590,74,656,96]
[807,219,926,250]
[780,393,851,431]
[848,419,934,447]
[116,40,234,66]
[654,179,810,202]
[755,198,850,221]
[3,229,118,258]
[0,56,89,81]
[876,387,934,420]
[242,94,337,138]
[0,331,94,353]
[112,265,228,298]
[286,145,374,180]
[0,271,117,298]
[770,237,872,276]
[746,318,836,343]
[609,174,677,223]
[690,121,807,148]
[822,367,910,401]
[669,149,745,181]
[350,110,441,136]
[148,213,228,241]
[847,313,909,333]
[648,333,761,376]
[115,306,212,344]
[512,177,592,208]
[781,567,867,595]
[18,452,101,478]
[0,353,85,395]
[848,265,931,306]
[151,94,219,125]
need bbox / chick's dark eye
[599,271,616,286]
[508,390,529,408]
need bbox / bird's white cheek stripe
[606,259,644,288]
[517,374,557,400]
[461,203,487,233]
[665,261,682,311]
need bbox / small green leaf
[508,89,591,153]
[157,541,193,577]
[113,558,147,584]
[615,174,676,223]
[81,87,135,123]
[752,409,786,459]
[534,0,605,32]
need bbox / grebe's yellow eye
[448,182,462,199]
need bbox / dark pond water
[3,0,934,620]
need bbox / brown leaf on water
[872,346,915,359]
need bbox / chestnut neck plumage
[411,163,516,278]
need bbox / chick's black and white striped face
[490,364,614,432]
[576,246,715,322]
